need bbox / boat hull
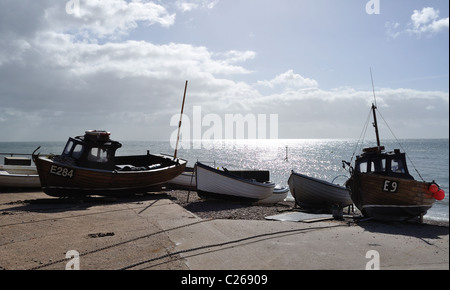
[0,165,41,188]
[257,187,289,205]
[34,155,186,197]
[168,168,196,189]
[346,173,435,220]
[288,171,352,210]
[195,162,275,202]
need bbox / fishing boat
[195,162,275,202]
[0,159,41,188]
[343,104,445,221]
[168,167,196,189]
[288,171,352,210]
[0,165,41,188]
[257,186,290,205]
[32,130,187,197]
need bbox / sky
[0,0,448,142]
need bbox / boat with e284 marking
[33,130,186,197]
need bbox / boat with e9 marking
[343,104,445,221]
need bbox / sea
[1,138,448,222]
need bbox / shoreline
[165,189,450,227]
[1,187,448,227]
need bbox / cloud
[176,0,219,12]
[49,0,176,40]
[257,70,319,90]
[409,7,449,35]
[385,21,401,39]
[215,50,256,64]
[0,1,448,141]
[242,85,449,139]
[0,1,257,140]
[387,7,449,38]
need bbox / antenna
[370,67,377,107]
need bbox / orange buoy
[434,189,445,201]
[429,184,439,194]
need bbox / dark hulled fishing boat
[33,130,186,197]
[344,104,445,221]
[288,171,352,210]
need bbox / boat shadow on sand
[354,218,449,240]
[1,192,176,214]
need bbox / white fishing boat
[195,162,275,202]
[168,167,196,189]
[288,171,352,210]
[257,186,289,205]
[0,158,41,188]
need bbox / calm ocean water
[1,138,448,222]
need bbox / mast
[370,68,381,147]
[371,103,381,147]
[173,80,188,160]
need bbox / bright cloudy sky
[0,0,448,141]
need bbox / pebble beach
[167,189,295,221]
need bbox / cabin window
[391,159,405,173]
[358,161,368,173]
[358,159,386,173]
[63,141,74,155]
[72,144,83,159]
[372,159,386,173]
[87,147,109,163]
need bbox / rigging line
[118,224,346,270]
[359,107,372,151]
[375,108,425,182]
[350,107,372,165]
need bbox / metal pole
[174,80,188,160]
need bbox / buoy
[434,189,445,201]
[429,184,439,194]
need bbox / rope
[349,107,372,165]
[26,218,213,270]
[119,223,346,270]
[375,109,425,182]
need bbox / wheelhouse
[60,131,122,170]
[355,148,414,180]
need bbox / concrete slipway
[0,191,448,271]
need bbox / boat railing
[331,175,350,186]
[0,152,52,157]
[0,152,36,157]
